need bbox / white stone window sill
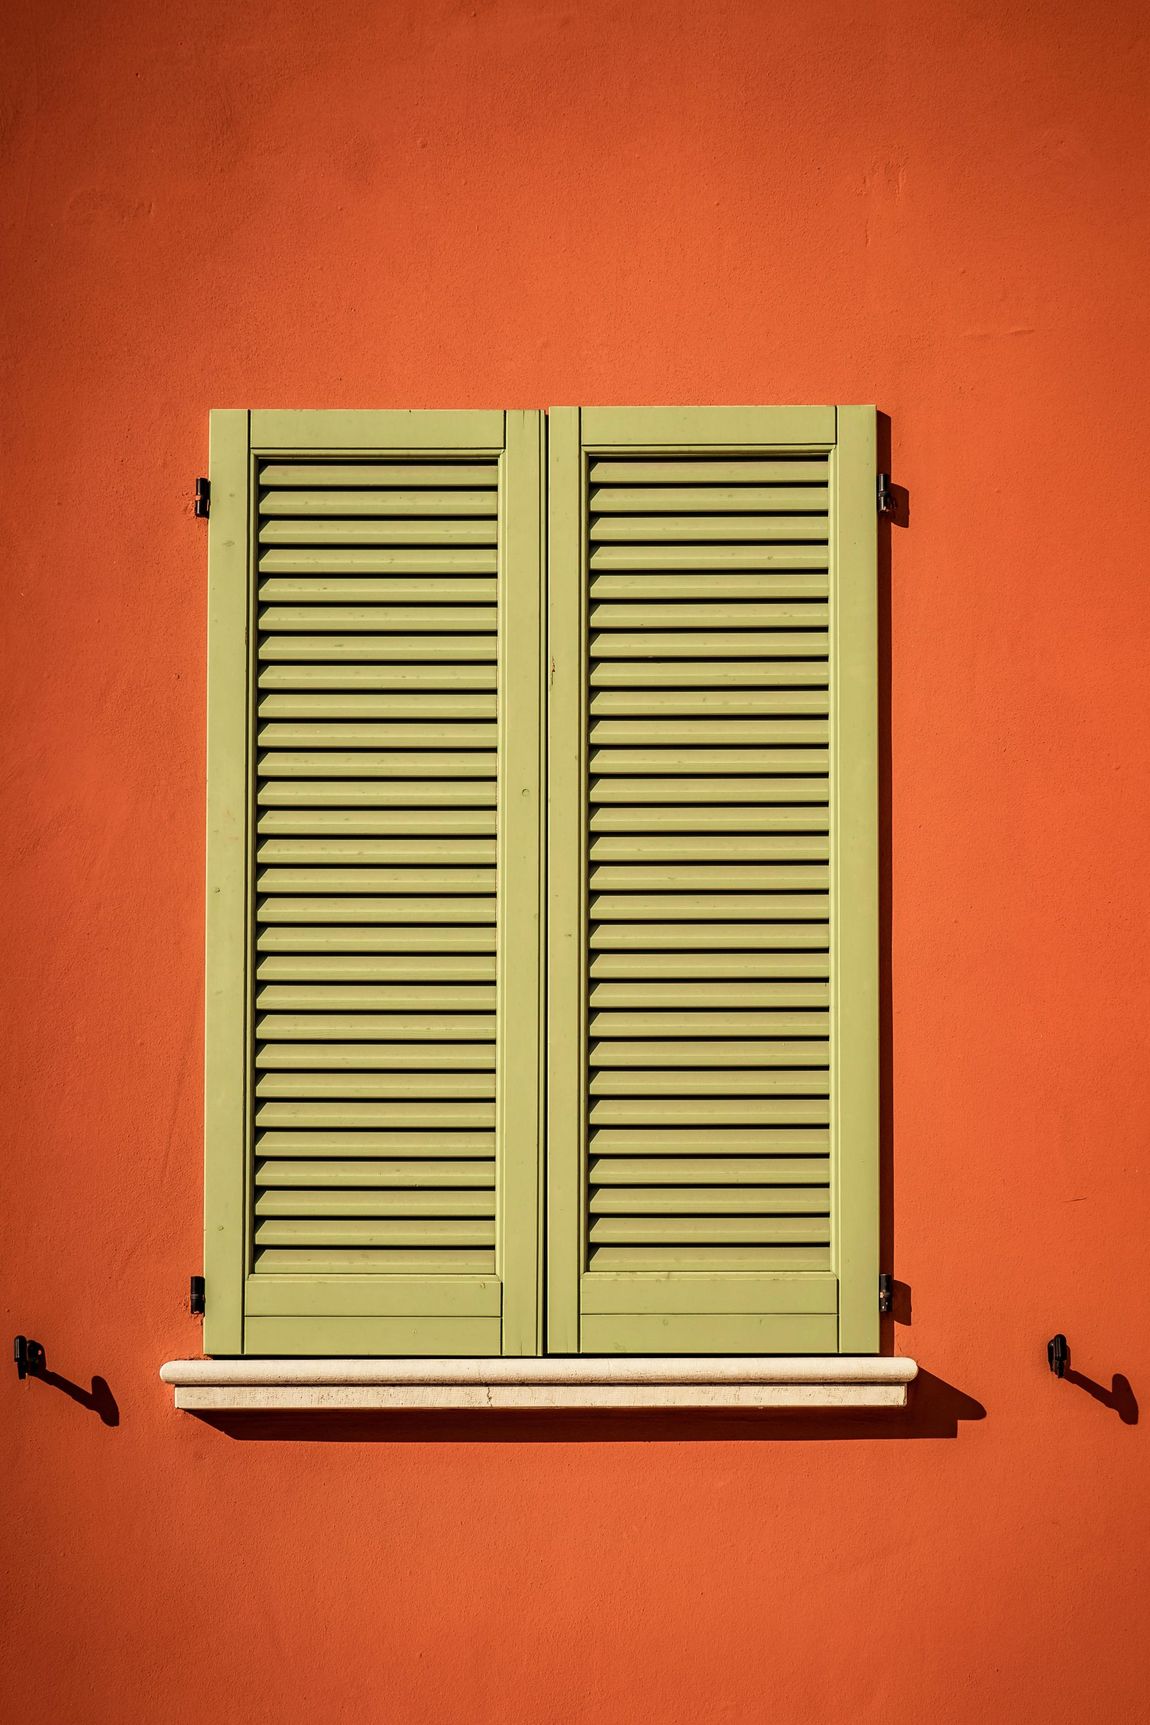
[160,1356,918,1411]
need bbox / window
[203,406,877,1359]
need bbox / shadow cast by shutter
[191,1368,983,1444]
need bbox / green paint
[204,406,879,1358]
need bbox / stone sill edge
[161,1356,918,1412]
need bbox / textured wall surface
[2,3,1149,1721]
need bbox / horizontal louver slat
[257,1041,497,1067]
[256,954,495,979]
[259,1160,495,1186]
[259,548,498,573]
[257,928,496,952]
[256,1071,496,1098]
[587,459,828,485]
[590,515,829,542]
[259,579,498,603]
[261,489,498,517]
[257,695,498,719]
[258,781,497,806]
[589,573,828,600]
[590,487,829,514]
[259,520,497,545]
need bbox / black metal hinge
[194,476,211,519]
[876,473,894,515]
[14,1336,46,1380]
[189,1275,206,1316]
[878,1273,893,1314]
[1047,1333,1069,1378]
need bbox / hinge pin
[876,473,894,515]
[878,1273,893,1314]
[189,1276,206,1316]
[194,477,211,519]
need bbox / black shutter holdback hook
[13,1336,46,1380]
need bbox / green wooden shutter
[548,407,878,1354]
[204,411,544,1356]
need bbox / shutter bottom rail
[160,1356,917,1411]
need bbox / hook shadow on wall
[12,1336,120,1426]
[1046,1335,1137,1424]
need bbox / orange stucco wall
[3,3,1149,1721]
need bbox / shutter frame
[546,409,586,1352]
[204,410,545,1356]
[547,406,879,1355]
[204,409,253,1354]
[496,410,547,1353]
[829,406,880,1351]
[205,404,878,1359]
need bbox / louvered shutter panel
[548,407,878,1354]
[204,411,544,1356]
